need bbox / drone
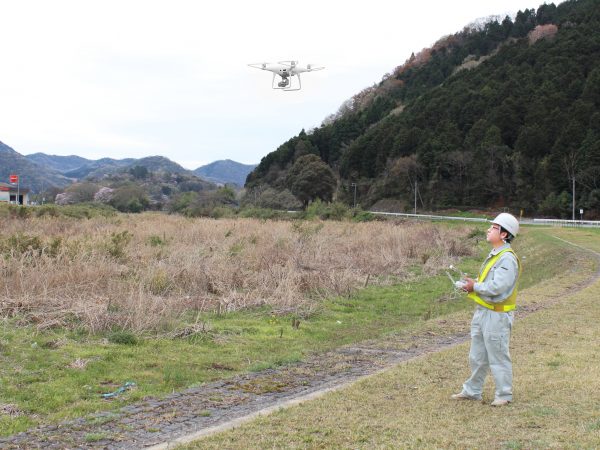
[248,60,324,91]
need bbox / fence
[370,211,600,228]
[528,218,600,228]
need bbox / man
[452,213,521,406]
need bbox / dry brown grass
[0,213,474,332]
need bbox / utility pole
[414,180,417,215]
[351,183,357,209]
[572,176,575,221]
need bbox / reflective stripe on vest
[467,248,520,312]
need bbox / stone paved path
[0,330,472,449]
[1,235,598,450]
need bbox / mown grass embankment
[0,222,582,437]
[183,227,600,449]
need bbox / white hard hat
[492,213,519,237]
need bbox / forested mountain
[0,142,72,191]
[3,146,205,193]
[26,153,91,173]
[246,0,600,218]
[5,143,258,202]
[62,158,135,179]
[25,153,191,180]
[61,156,187,180]
[194,160,257,186]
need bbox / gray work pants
[462,308,514,401]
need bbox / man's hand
[462,277,475,292]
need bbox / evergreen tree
[287,155,337,207]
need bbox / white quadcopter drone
[248,60,324,91]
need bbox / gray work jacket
[473,243,519,304]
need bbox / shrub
[324,202,351,220]
[303,200,351,220]
[106,231,133,259]
[169,192,198,214]
[6,205,32,219]
[61,203,117,219]
[34,205,61,218]
[168,188,237,218]
[148,235,167,247]
[352,210,377,222]
[109,184,150,213]
[33,203,117,219]
[148,270,173,295]
[1,233,43,257]
[243,187,302,210]
[47,237,63,257]
[238,207,289,220]
[126,198,144,213]
[108,330,138,345]
[539,192,571,218]
[210,206,236,219]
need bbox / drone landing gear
[272,73,301,91]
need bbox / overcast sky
[0,0,545,169]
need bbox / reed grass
[0,213,474,332]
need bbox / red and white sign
[9,174,18,184]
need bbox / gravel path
[2,235,598,450]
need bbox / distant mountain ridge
[0,143,257,192]
[26,153,91,173]
[193,160,257,186]
[0,142,72,192]
[62,158,136,179]
[24,152,257,187]
[59,156,191,180]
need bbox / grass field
[0,212,476,332]
[0,218,586,438]
[182,227,600,449]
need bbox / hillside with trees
[26,153,92,173]
[193,160,257,187]
[0,142,72,192]
[53,166,221,213]
[246,0,600,218]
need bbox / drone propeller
[306,64,325,71]
[277,60,297,68]
[248,62,269,69]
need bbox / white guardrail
[370,212,600,228]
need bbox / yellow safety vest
[467,248,521,312]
